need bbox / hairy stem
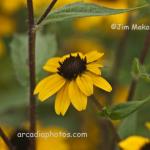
[36,0,57,25]
[0,127,14,150]
[92,97,121,150]
[27,0,36,149]
[92,96,103,111]
[127,30,150,101]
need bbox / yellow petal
[87,63,102,75]
[76,73,93,96]
[89,62,103,67]
[55,82,70,116]
[85,51,104,63]
[36,74,65,101]
[69,80,87,111]
[34,76,52,95]
[119,136,150,150]
[145,122,150,130]
[43,57,60,72]
[87,72,112,92]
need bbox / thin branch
[127,79,137,101]
[0,127,14,150]
[108,15,132,105]
[127,30,150,101]
[100,114,121,143]
[27,0,36,149]
[92,96,121,149]
[36,0,57,25]
[111,15,132,87]
[92,96,103,111]
[99,118,120,150]
[139,30,150,64]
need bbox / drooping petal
[85,51,104,63]
[87,72,112,92]
[87,63,102,75]
[55,82,70,116]
[36,74,66,101]
[69,80,87,111]
[43,57,60,73]
[76,74,93,96]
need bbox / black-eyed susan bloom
[34,51,112,116]
[119,136,150,150]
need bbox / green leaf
[36,33,57,80]
[146,0,150,3]
[0,108,27,127]
[131,58,150,82]
[39,2,149,26]
[0,84,28,127]
[100,95,150,120]
[118,100,150,138]
[118,112,138,138]
[0,86,27,114]
[10,33,57,86]
[131,58,141,79]
[10,35,29,86]
[140,73,150,82]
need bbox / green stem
[127,30,150,101]
[110,15,132,103]
[92,97,121,150]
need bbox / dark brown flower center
[57,54,87,80]
[141,142,150,150]
[10,128,30,150]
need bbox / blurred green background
[0,0,150,150]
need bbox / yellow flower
[22,0,80,15]
[74,16,102,31]
[68,115,101,150]
[0,139,7,150]
[145,122,150,130]
[0,16,16,36]
[63,38,105,54]
[54,0,81,8]
[0,0,24,13]
[34,51,112,116]
[36,125,69,150]
[119,136,150,150]
[0,126,13,150]
[112,85,129,105]
[74,0,128,32]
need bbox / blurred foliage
[131,58,150,81]
[38,2,146,26]
[0,0,150,150]
[100,95,150,120]
[10,33,57,86]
